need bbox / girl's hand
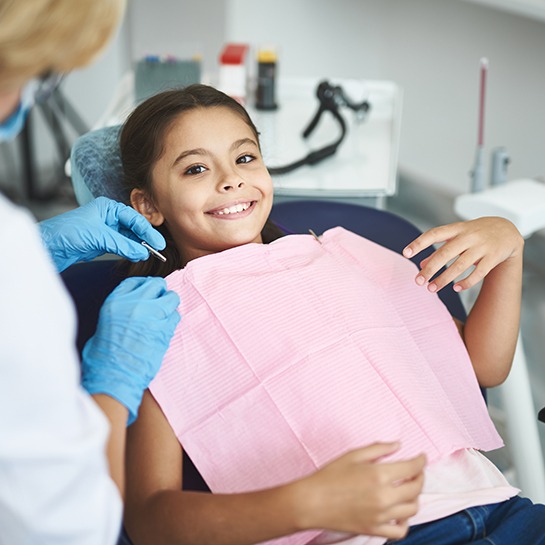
[402,217,524,293]
[294,442,426,541]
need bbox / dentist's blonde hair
[0,0,126,91]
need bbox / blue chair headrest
[70,124,128,205]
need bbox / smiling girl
[118,85,545,545]
[120,85,283,276]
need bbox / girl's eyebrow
[172,138,259,168]
[231,137,258,151]
[172,148,207,168]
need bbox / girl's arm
[124,392,426,545]
[403,217,524,387]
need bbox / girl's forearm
[125,443,425,545]
[463,255,522,387]
[126,483,307,545]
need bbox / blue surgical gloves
[81,277,181,425]
[40,197,179,423]
[39,197,165,273]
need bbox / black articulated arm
[268,80,370,176]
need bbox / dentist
[0,1,180,544]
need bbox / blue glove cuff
[82,366,144,425]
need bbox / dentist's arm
[39,197,165,273]
[82,276,181,494]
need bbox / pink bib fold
[150,227,503,545]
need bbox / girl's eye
[184,164,207,175]
[236,154,255,164]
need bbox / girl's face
[132,106,274,264]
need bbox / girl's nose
[219,173,245,192]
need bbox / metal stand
[497,332,545,502]
[455,180,545,503]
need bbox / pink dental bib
[149,227,502,545]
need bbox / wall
[6,0,545,201]
[126,0,227,79]
[467,0,545,22]
[226,0,545,196]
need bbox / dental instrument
[141,241,167,262]
[308,228,322,244]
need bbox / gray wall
[127,0,227,78]
[6,0,545,200]
[226,0,545,195]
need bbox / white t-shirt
[0,194,122,545]
[312,448,519,545]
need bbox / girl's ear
[130,188,165,226]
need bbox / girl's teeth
[217,203,250,215]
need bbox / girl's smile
[206,200,257,218]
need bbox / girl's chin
[217,232,263,250]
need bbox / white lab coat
[0,193,122,544]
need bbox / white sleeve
[0,196,122,545]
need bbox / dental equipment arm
[268,80,370,176]
[39,197,166,273]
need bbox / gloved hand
[39,196,165,272]
[81,276,181,425]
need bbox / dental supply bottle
[219,43,249,105]
[255,47,278,110]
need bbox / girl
[119,84,545,545]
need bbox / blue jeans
[388,496,545,544]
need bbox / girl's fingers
[424,249,502,292]
[451,256,495,291]
[385,454,427,484]
[422,249,481,292]
[419,256,431,270]
[405,218,523,293]
[379,501,419,525]
[373,520,410,541]
[403,224,461,259]
[416,241,476,286]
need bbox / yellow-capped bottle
[255,47,278,110]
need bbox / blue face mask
[0,81,37,142]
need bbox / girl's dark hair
[119,84,284,277]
